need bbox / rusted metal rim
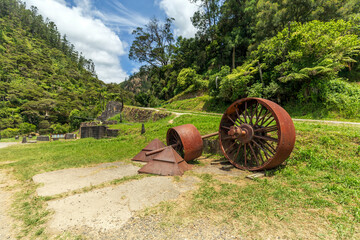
[166,124,203,162]
[219,98,295,171]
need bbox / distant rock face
[97,101,123,121]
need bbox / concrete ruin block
[80,126,108,139]
[106,129,119,137]
[37,136,50,141]
[65,133,77,140]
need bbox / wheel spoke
[253,102,259,122]
[252,140,271,159]
[254,110,271,127]
[249,102,256,125]
[226,141,238,153]
[263,118,276,128]
[234,143,242,161]
[254,125,278,133]
[221,125,231,130]
[258,140,275,156]
[222,136,236,141]
[248,143,260,166]
[262,139,277,153]
[241,101,248,123]
[253,135,278,142]
[244,144,247,167]
[235,107,243,124]
[226,115,239,126]
[252,141,265,164]
[260,112,274,126]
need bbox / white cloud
[23,0,128,83]
[94,1,149,29]
[159,0,198,38]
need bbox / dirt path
[0,171,15,240]
[0,142,19,149]
[0,143,19,239]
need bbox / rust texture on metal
[138,146,192,176]
[166,124,203,162]
[219,97,295,171]
[132,139,166,162]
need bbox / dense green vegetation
[0,0,134,137]
[123,0,360,120]
[0,114,359,239]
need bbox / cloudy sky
[23,0,198,83]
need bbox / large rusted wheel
[219,98,295,171]
[166,124,203,161]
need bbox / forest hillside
[123,0,360,119]
[0,0,134,137]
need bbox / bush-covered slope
[0,0,128,136]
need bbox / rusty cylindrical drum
[219,98,296,171]
[166,124,203,161]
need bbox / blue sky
[23,0,198,83]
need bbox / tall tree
[129,18,175,67]
[191,0,221,40]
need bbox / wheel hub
[227,123,254,143]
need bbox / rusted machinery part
[166,124,203,162]
[219,98,295,171]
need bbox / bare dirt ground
[0,142,19,149]
[0,171,16,240]
[0,143,19,240]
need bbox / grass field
[0,113,359,239]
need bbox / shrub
[209,66,231,97]
[219,74,253,102]
[175,68,206,94]
[1,128,20,138]
[50,123,70,134]
[247,82,264,98]
[323,79,360,118]
[19,123,36,134]
[38,120,50,130]
[39,129,50,135]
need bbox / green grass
[162,94,228,113]
[0,114,359,239]
[148,122,360,239]
[0,137,21,142]
[161,94,360,122]
[284,102,360,122]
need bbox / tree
[129,18,175,67]
[191,0,221,40]
[255,0,360,41]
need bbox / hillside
[0,0,128,136]
[126,1,360,120]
